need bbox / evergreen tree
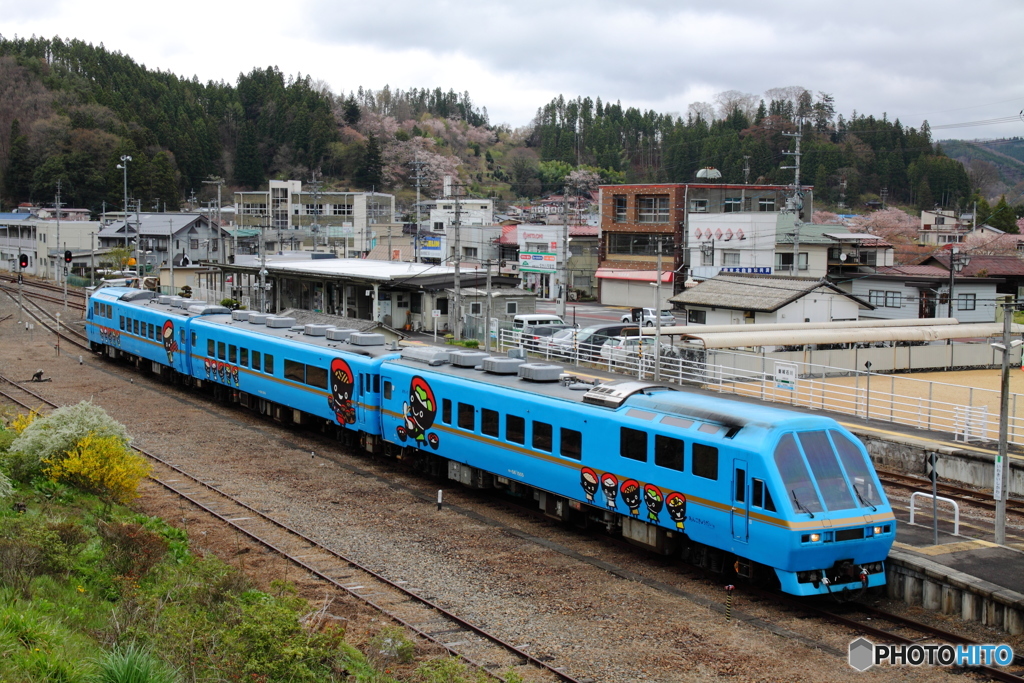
[988,195,1019,233]
[4,119,32,204]
[354,134,383,190]
[343,95,361,126]
[234,122,263,189]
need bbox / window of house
[437,298,449,314]
[613,195,627,221]
[958,293,976,311]
[458,402,475,431]
[470,302,482,315]
[608,233,661,256]
[655,435,684,471]
[858,250,877,266]
[463,247,478,259]
[211,240,218,252]
[885,291,902,308]
[620,428,647,462]
[636,195,669,223]
[507,415,525,444]
[869,290,885,307]
[561,428,582,460]
[687,309,707,324]
[701,246,714,266]
[775,252,808,271]
[190,239,199,249]
[722,251,740,266]
[532,421,552,451]
[758,198,776,212]
[481,409,499,437]
[692,443,719,480]
[442,399,452,424]
[433,222,445,231]
[506,301,518,315]
[690,199,708,213]
[935,216,945,225]
[724,197,742,213]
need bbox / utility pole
[654,237,664,381]
[168,218,175,296]
[557,187,569,319]
[134,199,142,283]
[54,180,63,285]
[452,181,462,340]
[118,155,131,252]
[259,215,268,313]
[484,259,493,354]
[411,153,426,263]
[89,232,95,287]
[994,299,1019,545]
[782,119,804,276]
[203,177,225,262]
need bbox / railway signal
[19,253,28,269]
[64,250,72,263]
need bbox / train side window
[191,331,197,346]
[217,342,226,361]
[240,348,248,367]
[252,350,261,369]
[119,316,125,330]
[383,381,393,400]
[533,421,552,452]
[458,403,475,431]
[264,354,274,374]
[692,443,719,480]
[373,376,380,393]
[481,408,499,437]
[133,320,140,335]
[774,434,823,514]
[654,435,684,471]
[93,302,100,316]
[284,360,304,383]
[620,427,647,462]
[149,323,155,339]
[752,479,776,512]
[735,467,746,502]
[506,415,525,444]
[180,328,185,344]
[306,365,327,389]
[560,428,582,460]
[442,399,452,424]
[229,345,237,363]
[207,339,215,357]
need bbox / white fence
[495,329,1024,447]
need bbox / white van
[512,313,566,330]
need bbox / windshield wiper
[852,483,878,512]
[791,489,814,518]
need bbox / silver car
[621,307,677,327]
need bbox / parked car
[520,323,574,351]
[621,307,677,327]
[572,323,642,360]
[538,328,584,357]
[512,313,566,331]
[599,335,679,367]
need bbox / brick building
[597,183,811,306]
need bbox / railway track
[0,287,91,349]
[878,468,1024,517]
[0,276,86,311]
[0,375,586,683]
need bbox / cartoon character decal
[396,376,440,449]
[230,365,239,386]
[643,484,664,522]
[620,479,641,517]
[204,358,213,378]
[600,472,618,509]
[161,320,178,365]
[97,326,121,347]
[666,492,687,530]
[327,358,357,425]
[580,467,599,502]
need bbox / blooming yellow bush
[9,410,39,434]
[43,433,150,504]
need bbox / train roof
[387,347,835,433]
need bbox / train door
[731,459,749,542]
[356,373,366,424]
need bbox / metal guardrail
[909,492,961,535]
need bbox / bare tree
[687,101,716,123]
[714,90,758,121]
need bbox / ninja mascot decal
[620,479,641,517]
[643,484,664,522]
[600,472,618,510]
[327,358,357,425]
[161,320,178,365]
[666,491,687,530]
[396,376,440,449]
[580,467,599,503]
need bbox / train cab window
[383,381,393,400]
[251,350,261,370]
[799,431,856,511]
[240,348,248,367]
[373,376,380,393]
[752,479,776,512]
[192,332,197,346]
[507,415,525,444]
[306,365,327,389]
[229,345,237,363]
[442,399,452,424]
[93,302,100,316]
[560,428,582,460]
[284,360,304,383]
[458,403,475,431]
[180,328,186,345]
[264,354,274,374]
[692,443,719,480]
[217,342,226,361]
[654,435,684,471]
[533,421,552,452]
[481,409,499,437]
[119,316,125,331]
[735,468,746,502]
[620,428,647,462]
[830,430,881,508]
[774,434,823,514]
[207,339,215,357]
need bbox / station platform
[885,505,1024,634]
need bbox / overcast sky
[4,0,1024,140]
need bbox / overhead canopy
[668,323,1024,350]
[644,318,961,336]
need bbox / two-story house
[918,209,970,245]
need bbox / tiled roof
[669,273,870,312]
[928,254,1024,277]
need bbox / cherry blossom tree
[962,231,1022,256]
[811,210,840,224]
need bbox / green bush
[95,642,178,683]
[369,626,414,664]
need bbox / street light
[117,155,132,251]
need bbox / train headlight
[809,533,821,542]
[873,526,884,535]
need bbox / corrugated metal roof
[675,323,1022,350]
[643,317,961,336]
[596,268,673,282]
[669,273,870,312]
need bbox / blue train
[87,287,896,597]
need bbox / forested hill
[0,35,976,217]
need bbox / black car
[573,323,641,360]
